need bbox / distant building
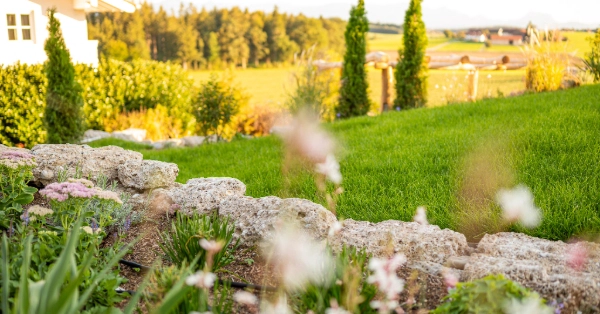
[0,0,137,66]
[465,31,486,43]
[490,34,523,45]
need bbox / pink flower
[443,270,459,289]
[278,111,336,164]
[566,242,588,271]
[199,239,224,254]
[368,254,406,301]
[39,182,96,201]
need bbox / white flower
[413,206,428,225]
[278,111,336,164]
[325,306,351,314]
[185,271,216,289]
[81,226,102,235]
[370,300,400,313]
[504,296,553,314]
[199,239,224,254]
[28,205,53,217]
[328,221,343,237]
[263,222,333,291]
[496,185,542,228]
[233,291,257,305]
[261,296,292,314]
[367,254,406,300]
[315,154,342,184]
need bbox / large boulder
[31,144,143,186]
[219,196,337,247]
[328,219,470,266]
[166,178,246,214]
[463,233,600,310]
[118,159,179,191]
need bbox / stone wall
[3,143,598,310]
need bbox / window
[6,13,32,41]
[6,14,16,40]
[21,15,31,40]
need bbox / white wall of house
[0,0,135,66]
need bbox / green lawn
[437,41,485,52]
[89,84,600,241]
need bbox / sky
[149,0,600,29]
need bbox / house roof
[75,0,137,13]
[490,35,523,40]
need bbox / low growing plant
[583,29,600,82]
[292,246,378,313]
[159,212,239,272]
[0,151,37,228]
[432,274,551,314]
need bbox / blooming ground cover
[89,84,600,241]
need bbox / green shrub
[292,246,378,313]
[394,0,428,110]
[193,74,247,138]
[76,58,196,135]
[337,0,371,119]
[0,58,196,147]
[524,30,567,93]
[432,274,551,314]
[287,49,338,121]
[0,63,47,146]
[44,8,85,144]
[159,212,239,272]
[584,29,600,82]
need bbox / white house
[465,33,486,43]
[0,0,136,66]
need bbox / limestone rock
[462,233,600,310]
[182,136,205,147]
[31,144,143,186]
[112,128,147,142]
[118,160,179,191]
[166,178,246,214]
[219,196,337,247]
[0,144,30,153]
[82,130,111,143]
[151,139,184,150]
[328,219,469,265]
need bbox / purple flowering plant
[0,150,38,228]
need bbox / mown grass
[89,84,600,241]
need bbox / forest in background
[86,3,348,69]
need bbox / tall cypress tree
[394,0,428,110]
[44,8,84,144]
[337,0,370,118]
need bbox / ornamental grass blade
[1,233,10,314]
[15,234,33,314]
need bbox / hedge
[0,59,196,147]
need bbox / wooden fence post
[381,66,394,112]
[468,70,479,101]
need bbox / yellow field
[367,32,449,51]
[190,67,526,110]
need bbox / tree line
[87,3,347,69]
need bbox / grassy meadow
[190,68,526,110]
[89,84,600,242]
